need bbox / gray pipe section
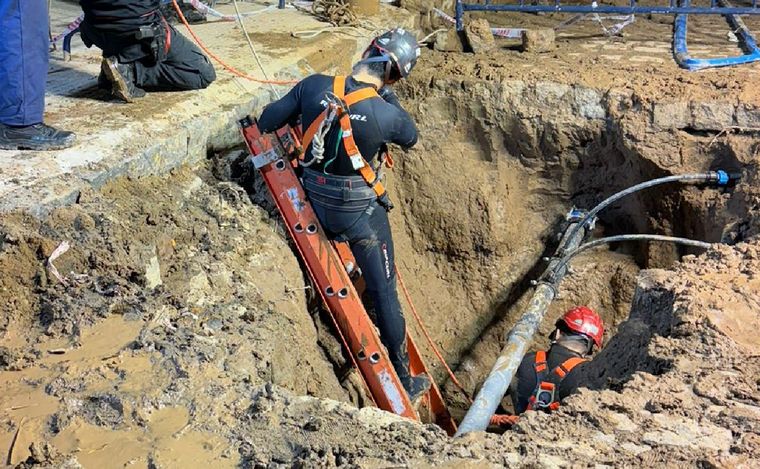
[454,282,556,436]
[454,219,586,436]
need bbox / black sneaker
[101,57,146,103]
[402,374,432,404]
[0,123,76,151]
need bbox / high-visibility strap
[534,350,548,373]
[333,75,346,97]
[337,112,386,198]
[344,87,379,106]
[553,357,588,379]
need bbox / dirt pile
[0,167,350,466]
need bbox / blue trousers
[303,170,408,374]
[0,0,48,126]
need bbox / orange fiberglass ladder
[239,117,456,435]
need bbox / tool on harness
[301,76,395,211]
[135,16,171,63]
[302,94,339,168]
[527,350,588,411]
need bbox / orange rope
[395,265,519,427]
[395,265,470,396]
[171,0,298,85]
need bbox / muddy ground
[2,9,760,469]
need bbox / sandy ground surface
[1,2,760,468]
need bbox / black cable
[550,234,713,283]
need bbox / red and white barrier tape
[188,0,284,21]
[50,13,84,44]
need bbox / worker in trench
[256,28,432,402]
[78,0,216,103]
[508,306,605,416]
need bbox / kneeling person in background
[79,0,216,103]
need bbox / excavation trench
[1,59,758,466]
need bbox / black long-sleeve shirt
[80,0,160,30]
[258,74,418,176]
[510,344,590,414]
[80,0,162,63]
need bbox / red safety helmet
[556,306,604,348]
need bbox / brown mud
[2,13,760,468]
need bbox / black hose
[559,171,738,254]
[550,234,713,283]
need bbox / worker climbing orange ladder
[239,117,457,435]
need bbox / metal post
[278,0,286,9]
[455,214,589,436]
[456,0,464,30]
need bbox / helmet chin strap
[356,54,396,85]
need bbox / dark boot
[402,374,432,403]
[393,349,432,403]
[97,70,109,90]
[101,57,146,103]
[0,123,76,151]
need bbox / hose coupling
[711,170,741,186]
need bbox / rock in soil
[522,28,555,53]
[465,18,496,53]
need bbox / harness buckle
[532,382,556,410]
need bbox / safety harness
[527,350,588,411]
[300,76,394,209]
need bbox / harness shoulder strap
[533,350,548,375]
[302,109,328,152]
[345,87,379,106]
[333,75,346,98]
[553,357,588,379]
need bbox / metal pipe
[455,215,588,436]
[456,0,464,31]
[674,0,760,70]
[560,171,735,254]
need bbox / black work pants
[303,171,408,375]
[81,22,215,91]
